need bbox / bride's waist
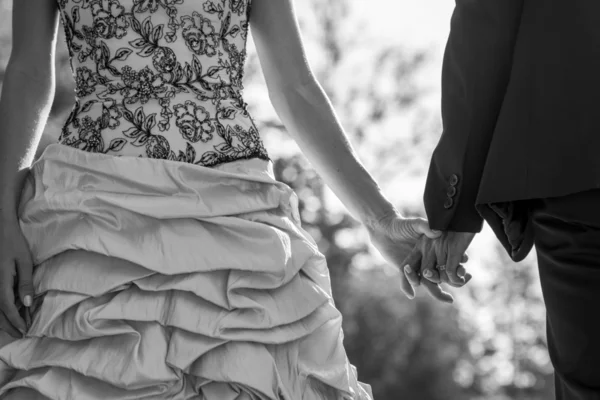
[66,94,255,132]
[75,90,247,112]
[56,93,266,165]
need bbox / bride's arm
[0,0,60,219]
[249,0,398,230]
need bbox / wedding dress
[0,0,373,399]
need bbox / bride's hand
[366,211,467,303]
[0,216,34,338]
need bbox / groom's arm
[424,0,524,232]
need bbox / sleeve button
[444,198,454,209]
[447,186,457,197]
[449,174,459,186]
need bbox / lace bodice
[55,0,270,167]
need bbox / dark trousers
[531,190,600,399]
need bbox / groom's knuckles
[433,236,448,259]
[421,242,437,267]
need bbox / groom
[422,1,600,399]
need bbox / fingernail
[404,265,412,274]
[424,270,432,278]
[457,270,465,278]
[432,229,441,234]
[24,295,32,307]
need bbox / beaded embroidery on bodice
[55,0,270,167]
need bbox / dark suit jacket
[424,0,600,261]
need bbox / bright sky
[353,0,454,109]
[354,0,454,50]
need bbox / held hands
[408,231,476,287]
[366,211,473,303]
[402,231,474,303]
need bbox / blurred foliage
[0,0,555,398]
[274,153,471,400]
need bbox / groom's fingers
[457,264,467,280]
[445,250,466,285]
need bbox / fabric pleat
[0,144,373,400]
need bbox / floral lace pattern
[56,0,270,167]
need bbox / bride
[0,0,470,398]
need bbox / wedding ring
[437,265,446,271]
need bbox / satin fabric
[0,144,373,400]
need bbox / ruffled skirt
[0,144,373,400]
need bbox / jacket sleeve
[424,0,525,232]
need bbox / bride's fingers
[421,279,454,304]
[400,274,415,300]
[426,263,470,286]
[424,239,444,284]
[446,271,473,288]
[403,264,421,290]
[461,253,469,263]
[445,264,472,288]
[419,242,440,284]
[401,246,423,298]
[422,266,441,284]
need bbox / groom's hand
[422,231,476,285]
